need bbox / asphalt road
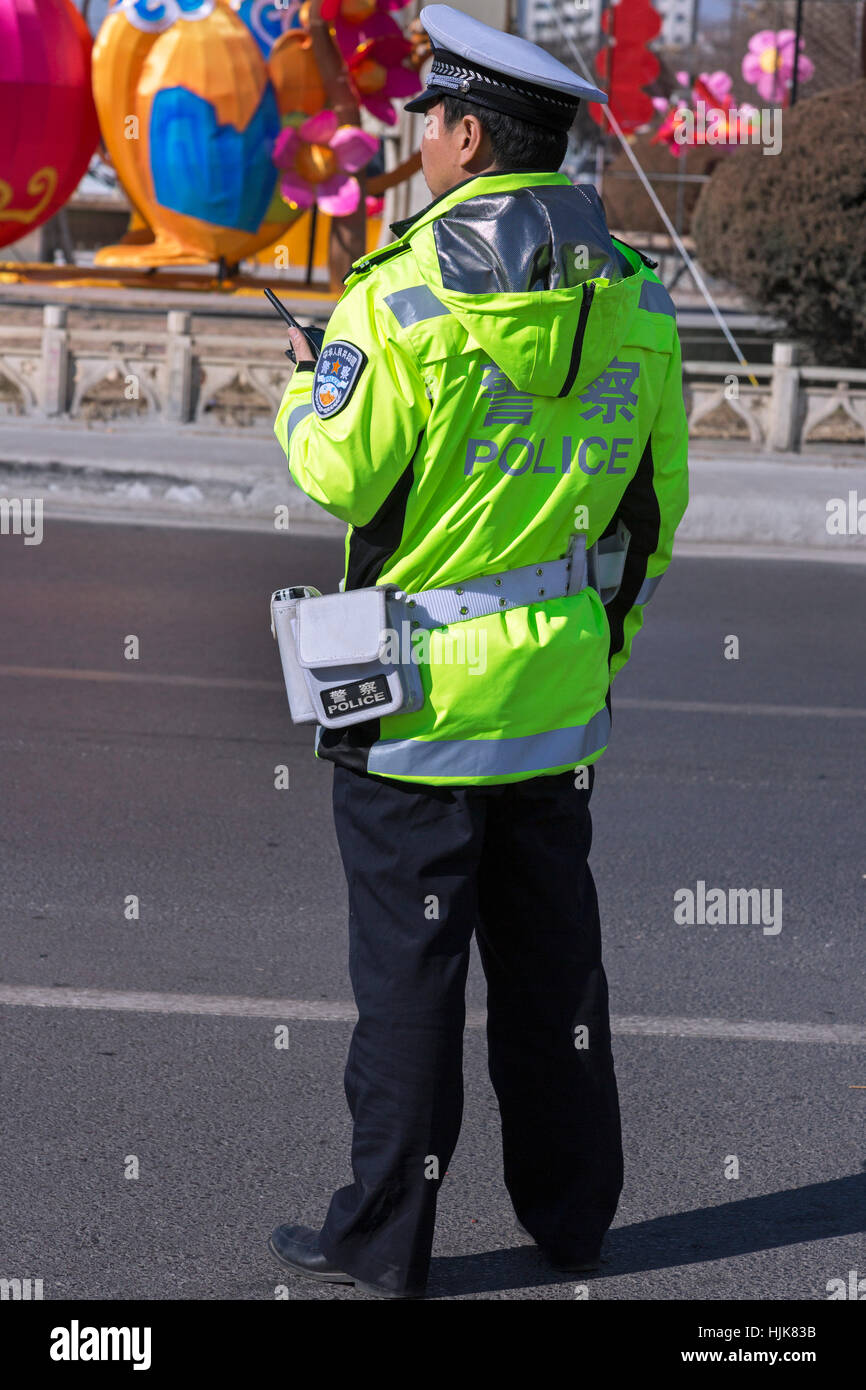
[0,518,864,1302]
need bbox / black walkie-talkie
[263,287,323,362]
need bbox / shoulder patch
[313,341,368,418]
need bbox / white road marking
[674,541,866,567]
[0,665,281,692]
[1,666,865,721]
[615,697,866,720]
[612,1015,866,1045]
[38,501,343,539]
[0,984,863,1044]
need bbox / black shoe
[514,1219,603,1272]
[546,1250,603,1273]
[268,1224,425,1300]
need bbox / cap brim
[403,88,447,115]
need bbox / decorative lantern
[0,0,100,251]
[589,0,662,134]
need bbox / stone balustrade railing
[1,306,864,452]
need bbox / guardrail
[684,343,866,451]
[1,306,864,451]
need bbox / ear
[457,113,485,166]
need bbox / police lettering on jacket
[464,358,640,476]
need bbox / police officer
[269,4,689,1299]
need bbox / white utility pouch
[270,584,424,729]
[270,586,321,724]
[587,519,632,606]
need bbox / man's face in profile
[420,101,460,197]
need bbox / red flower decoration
[346,32,421,125]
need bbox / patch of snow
[164,484,205,504]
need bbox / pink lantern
[0,0,100,251]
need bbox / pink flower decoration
[319,0,406,62]
[698,70,733,103]
[346,32,422,125]
[272,111,379,217]
[742,30,814,104]
[320,0,404,20]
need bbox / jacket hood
[406,175,646,398]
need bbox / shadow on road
[429,1171,866,1298]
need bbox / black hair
[439,94,569,173]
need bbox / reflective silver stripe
[635,573,663,604]
[384,285,450,328]
[639,281,676,317]
[367,707,611,779]
[286,402,315,444]
[404,549,585,629]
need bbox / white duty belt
[398,524,630,628]
[271,523,632,730]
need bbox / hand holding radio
[263,288,324,364]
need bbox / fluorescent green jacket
[275,170,689,785]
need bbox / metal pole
[674,145,687,237]
[595,0,612,198]
[305,205,318,286]
[790,0,805,105]
[551,8,759,385]
[674,0,700,240]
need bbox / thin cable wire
[551,7,759,386]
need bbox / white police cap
[404,4,607,132]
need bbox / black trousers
[318,762,624,1295]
